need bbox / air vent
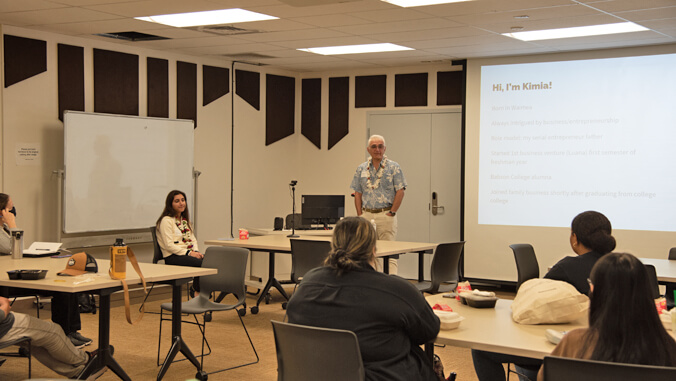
[193,25,264,36]
[94,31,169,42]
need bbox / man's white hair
[367,134,386,147]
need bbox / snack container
[239,228,249,240]
[434,310,464,330]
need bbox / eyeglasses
[369,144,385,149]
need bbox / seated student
[156,190,203,295]
[0,296,108,379]
[472,210,616,381]
[0,193,92,349]
[537,252,676,380]
[286,216,440,381]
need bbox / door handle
[431,192,445,216]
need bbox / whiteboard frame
[63,111,195,234]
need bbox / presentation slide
[478,53,676,232]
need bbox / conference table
[640,258,676,283]
[0,255,216,381]
[205,235,437,314]
[425,294,587,360]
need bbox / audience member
[156,190,203,295]
[537,252,676,380]
[286,216,440,381]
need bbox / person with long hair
[472,211,617,381]
[286,217,440,381]
[0,193,17,254]
[536,252,676,380]
[156,190,203,294]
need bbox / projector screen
[465,45,676,282]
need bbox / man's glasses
[369,144,385,149]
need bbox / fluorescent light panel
[503,22,649,41]
[299,43,413,55]
[382,0,472,7]
[135,8,277,28]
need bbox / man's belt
[362,207,391,213]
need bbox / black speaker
[274,217,283,231]
[285,213,302,230]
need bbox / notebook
[23,242,63,257]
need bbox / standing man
[351,135,406,274]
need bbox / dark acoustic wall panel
[265,74,295,146]
[177,61,197,126]
[93,49,139,115]
[437,70,464,106]
[4,35,47,88]
[301,78,321,149]
[236,69,260,110]
[203,65,230,106]
[328,76,349,150]
[355,75,386,108]
[395,73,428,107]
[57,44,84,121]
[147,57,168,118]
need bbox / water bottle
[109,238,127,279]
[9,229,24,259]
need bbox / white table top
[0,255,216,293]
[427,294,587,359]
[640,258,676,282]
[205,235,437,257]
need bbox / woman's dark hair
[0,193,8,210]
[325,217,377,275]
[155,190,191,227]
[580,252,676,366]
[571,211,615,254]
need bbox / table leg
[419,251,425,282]
[425,341,435,363]
[157,279,201,381]
[251,251,289,313]
[79,290,130,381]
[383,256,390,274]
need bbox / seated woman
[537,252,676,380]
[472,210,616,381]
[156,190,203,294]
[286,216,440,381]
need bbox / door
[369,111,462,279]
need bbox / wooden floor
[1,286,515,381]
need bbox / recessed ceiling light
[135,9,278,28]
[382,0,472,7]
[298,43,413,55]
[503,22,648,41]
[514,15,530,19]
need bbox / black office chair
[644,264,660,300]
[271,320,365,381]
[280,239,331,309]
[150,226,164,264]
[0,336,32,378]
[667,248,676,308]
[542,355,676,381]
[509,244,540,292]
[415,241,465,294]
[157,246,258,378]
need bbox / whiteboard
[63,111,194,233]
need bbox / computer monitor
[301,195,345,227]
